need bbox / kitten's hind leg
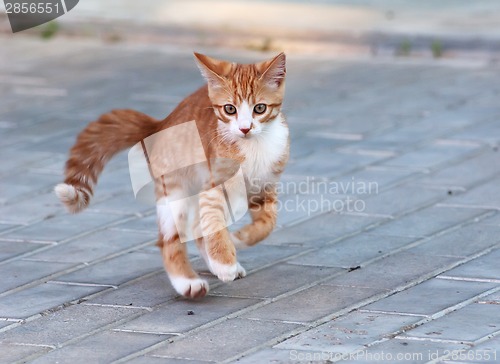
[231,194,278,249]
[157,195,208,299]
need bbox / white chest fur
[238,114,289,187]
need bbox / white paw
[208,259,247,282]
[235,262,247,278]
[169,276,209,299]
[230,232,248,250]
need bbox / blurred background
[2,0,500,59]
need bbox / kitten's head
[194,52,286,139]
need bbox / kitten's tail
[55,109,160,213]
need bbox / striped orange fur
[56,53,289,298]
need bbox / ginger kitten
[55,52,289,298]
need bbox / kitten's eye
[254,103,267,114]
[224,104,237,115]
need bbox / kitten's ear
[193,53,231,89]
[257,52,286,88]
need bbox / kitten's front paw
[209,260,247,282]
[170,276,209,299]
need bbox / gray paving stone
[0,304,144,346]
[447,335,500,363]
[29,330,168,364]
[382,142,479,170]
[403,303,500,342]
[323,251,460,290]
[289,134,351,159]
[56,250,163,285]
[264,212,386,246]
[276,311,419,354]
[211,263,341,298]
[118,296,261,334]
[479,213,500,226]
[416,151,500,189]
[288,234,416,268]
[128,356,213,364]
[336,338,468,364]
[0,343,50,363]
[0,172,58,205]
[286,151,385,179]
[3,212,121,243]
[0,282,105,319]
[150,318,299,361]
[0,319,18,329]
[0,149,55,178]
[243,284,380,323]
[0,259,74,293]
[277,192,347,226]
[334,167,420,191]
[27,229,156,263]
[0,223,22,234]
[234,244,303,271]
[236,348,296,364]
[87,271,176,308]
[110,214,158,233]
[87,192,154,215]
[363,115,473,148]
[370,206,487,238]
[446,178,500,210]
[440,249,500,280]
[363,278,497,315]
[0,239,44,262]
[410,224,500,258]
[92,166,136,200]
[360,184,445,217]
[450,120,500,145]
[480,291,500,303]
[0,192,63,225]
[27,154,66,176]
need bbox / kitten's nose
[240,128,251,135]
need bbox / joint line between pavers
[7,210,499,361]
[0,238,156,298]
[3,342,57,349]
[394,284,500,340]
[112,328,183,336]
[48,281,117,288]
[437,275,500,284]
[81,302,153,311]
[0,237,56,245]
[25,309,150,361]
[437,202,500,211]
[227,244,500,363]
[220,324,315,364]
[393,335,473,345]
[471,328,500,347]
[358,309,428,318]
[244,316,313,327]
[0,214,150,268]
[111,269,350,363]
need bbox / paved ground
[0,34,499,363]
